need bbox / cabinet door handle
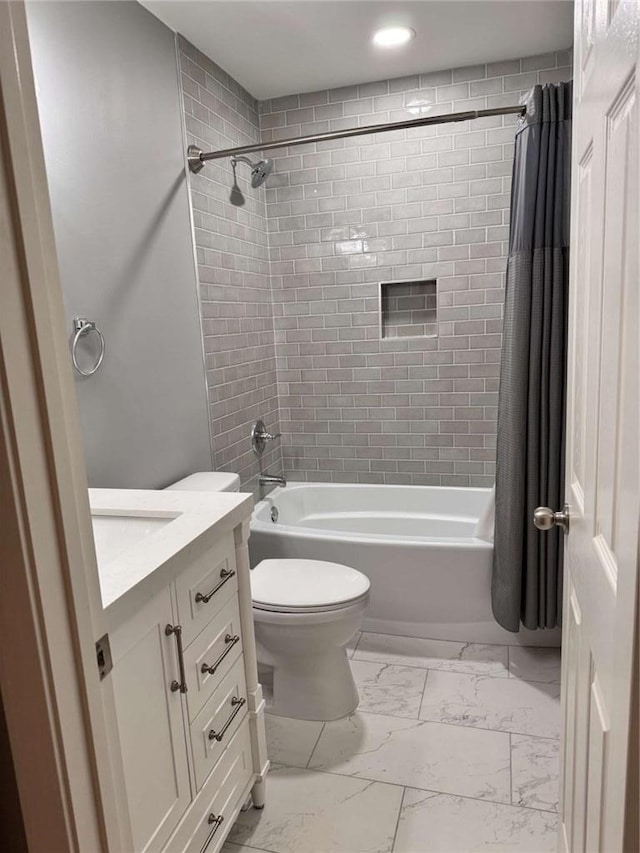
[200,634,240,677]
[194,568,235,604]
[165,624,188,693]
[208,696,246,743]
[200,814,224,853]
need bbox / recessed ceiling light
[372,26,416,49]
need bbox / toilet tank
[165,472,241,492]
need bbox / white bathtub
[249,483,560,647]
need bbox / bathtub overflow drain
[270,506,279,523]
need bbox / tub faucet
[259,473,287,487]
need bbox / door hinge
[96,633,113,680]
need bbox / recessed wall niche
[379,279,438,340]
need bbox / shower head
[250,158,274,187]
[232,155,273,188]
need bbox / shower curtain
[492,82,572,632]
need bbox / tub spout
[259,473,287,487]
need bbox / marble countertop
[89,488,253,612]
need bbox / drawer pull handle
[200,634,240,677]
[208,697,246,743]
[200,814,224,853]
[195,568,235,604]
[165,624,188,694]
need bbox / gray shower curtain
[492,82,572,632]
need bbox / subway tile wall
[180,39,571,489]
[260,51,572,486]
[179,37,282,493]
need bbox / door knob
[533,504,570,533]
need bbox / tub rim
[251,481,493,550]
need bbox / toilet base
[269,646,359,721]
[253,596,368,721]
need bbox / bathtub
[249,482,560,647]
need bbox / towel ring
[72,317,105,377]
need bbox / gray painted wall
[27,0,212,489]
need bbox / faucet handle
[251,419,281,457]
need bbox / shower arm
[231,155,255,167]
[188,104,526,172]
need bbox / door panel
[585,674,608,850]
[569,144,593,513]
[561,586,593,853]
[598,75,636,554]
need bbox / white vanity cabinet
[94,490,268,853]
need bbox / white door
[560,0,639,850]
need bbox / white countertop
[89,488,253,611]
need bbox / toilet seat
[251,558,370,614]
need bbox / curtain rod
[187,104,526,173]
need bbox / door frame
[0,3,126,850]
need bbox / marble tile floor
[224,632,561,853]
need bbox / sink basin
[91,514,174,569]
[89,487,252,610]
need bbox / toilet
[251,558,370,720]
[166,472,371,721]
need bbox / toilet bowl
[166,472,371,721]
[252,558,370,721]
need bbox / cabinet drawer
[190,656,248,791]
[176,534,238,646]
[184,597,243,721]
[185,723,254,853]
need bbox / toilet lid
[251,559,370,611]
